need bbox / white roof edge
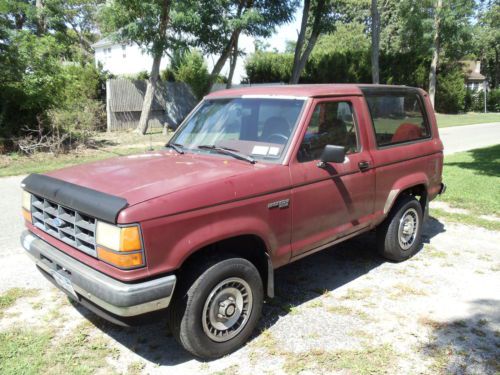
[240,95,308,100]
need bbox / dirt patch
[1,216,499,374]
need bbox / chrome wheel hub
[202,277,253,342]
[398,208,419,250]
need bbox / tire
[168,257,263,359]
[377,194,423,262]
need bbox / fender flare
[383,173,429,215]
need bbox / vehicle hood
[46,150,284,208]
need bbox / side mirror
[317,145,345,168]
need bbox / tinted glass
[365,94,430,147]
[298,101,358,163]
[171,98,305,163]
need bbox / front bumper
[21,231,176,322]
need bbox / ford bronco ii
[21,84,445,358]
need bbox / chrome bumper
[21,231,176,319]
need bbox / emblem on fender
[267,199,290,209]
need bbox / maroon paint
[25,85,443,282]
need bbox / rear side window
[365,93,430,147]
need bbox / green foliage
[48,99,106,142]
[0,32,65,141]
[160,68,177,82]
[176,0,297,56]
[0,31,104,144]
[99,0,171,58]
[245,52,294,83]
[0,0,106,152]
[435,69,466,114]
[466,88,500,113]
[303,23,371,83]
[173,50,210,99]
[487,88,500,112]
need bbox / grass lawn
[0,131,170,178]
[436,144,500,217]
[435,112,500,127]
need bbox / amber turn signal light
[119,226,142,252]
[22,208,32,223]
[97,247,144,269]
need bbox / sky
[266,7,303,52]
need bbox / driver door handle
[358,161,370,171]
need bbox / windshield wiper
[198,145,256,164]
[165,142,184,154]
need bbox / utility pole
[484,80,487,113]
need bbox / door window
[298,101,359,163]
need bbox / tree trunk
[35,0,45,35]
[208,30,241,90]
[495,47,499,89]
[290,0,325,84]
[371,0,380,84]
[290,0,311,84]
[135,0,171,135]
[294,31,320,83]
[226,38,239,89]
[428,0,442,108]
[136,55,162,135]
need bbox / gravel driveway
[1,174,499,374]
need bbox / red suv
[21,84,445,358]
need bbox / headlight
[22,191,32,223]
[96,221,144,269]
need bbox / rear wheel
[377,195,423,262]
[168,257,263,359]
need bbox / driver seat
[261,116,291,144]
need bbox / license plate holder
[52,270,78,299]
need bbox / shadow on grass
[85,139,119,149]
[74,219,446,366]
[446,144,500,177]
[420,298,500,374]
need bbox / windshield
[170,97,306,163]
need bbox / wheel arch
[178,234,274,298]
[383,173,430,217]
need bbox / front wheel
[168,257,263,359]
[377,195,423,262]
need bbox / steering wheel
[265,133,289,144]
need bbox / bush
[435,69,466,113]
[174,50,210,100]
[464,89,485,112]
[487,88,500,112]
[245,52,293,83]
[160,67,176,82]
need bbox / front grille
[31,194,97,257]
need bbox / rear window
[365,93,431,147]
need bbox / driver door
[290,97,375,257]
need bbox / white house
[91,34,255,84]
[92,36,169,75]
[462,60,488,91]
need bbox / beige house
[462,60,487,91]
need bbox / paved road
[1,122,499,292]
[440,122,500,155]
